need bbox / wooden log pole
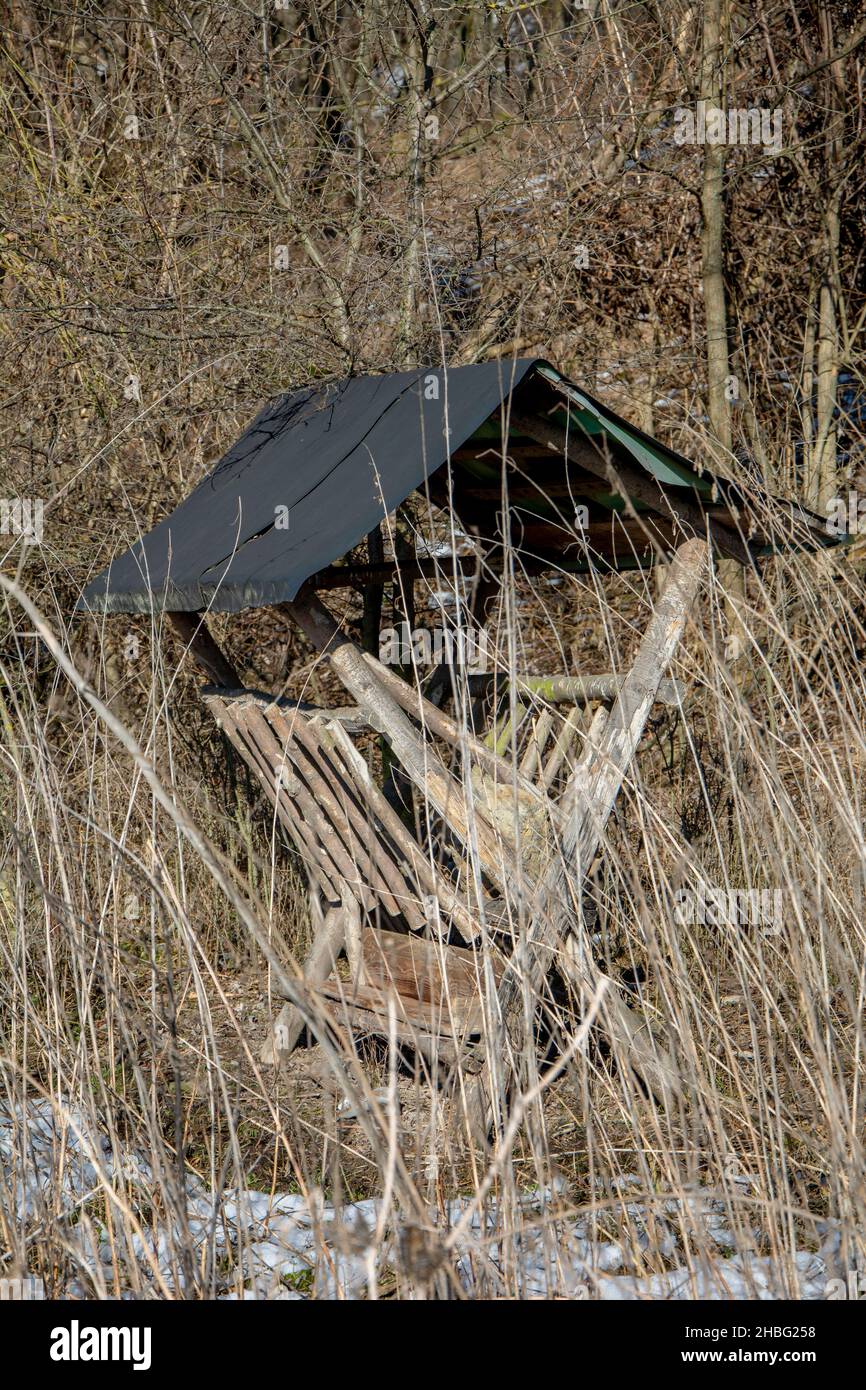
[515,674,684,708]
[282,591,516,890]
[166,611,241,687]
[260,902,357,1066]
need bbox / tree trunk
[699,0,746,659]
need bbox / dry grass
[1,0,864,1302]
[2,523,866,1299]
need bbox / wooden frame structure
[169,537,708,1144]
[78,359,837,1146]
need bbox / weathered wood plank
[237,705,362,902]
[361,650,551,856]
[319,930,502,1050]
[316,991,463,1068]
[361,927,505,1012]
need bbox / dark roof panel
[79,358,839,614]
[80,360,537,613]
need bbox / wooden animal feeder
[79,359,832,1138]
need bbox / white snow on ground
[0,1100,837,1300]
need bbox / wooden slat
[319,717,484,942]
[207,689,486,941]
[518,710,555,780]
[361,927,504,1008]
[304,928,506,1061]
[276,708,430,926]
[316,992,463,1067]
[208,694,344,903]
[234,705,353,899]
[539,707,582,791]
[320,976,479,1039]
[261,706,405,918]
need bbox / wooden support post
[166,611,241,687]
[361,525,384,656]
[463,539,709,1144]
[260,901,358,1066]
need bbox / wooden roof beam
[510,411,752,566]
